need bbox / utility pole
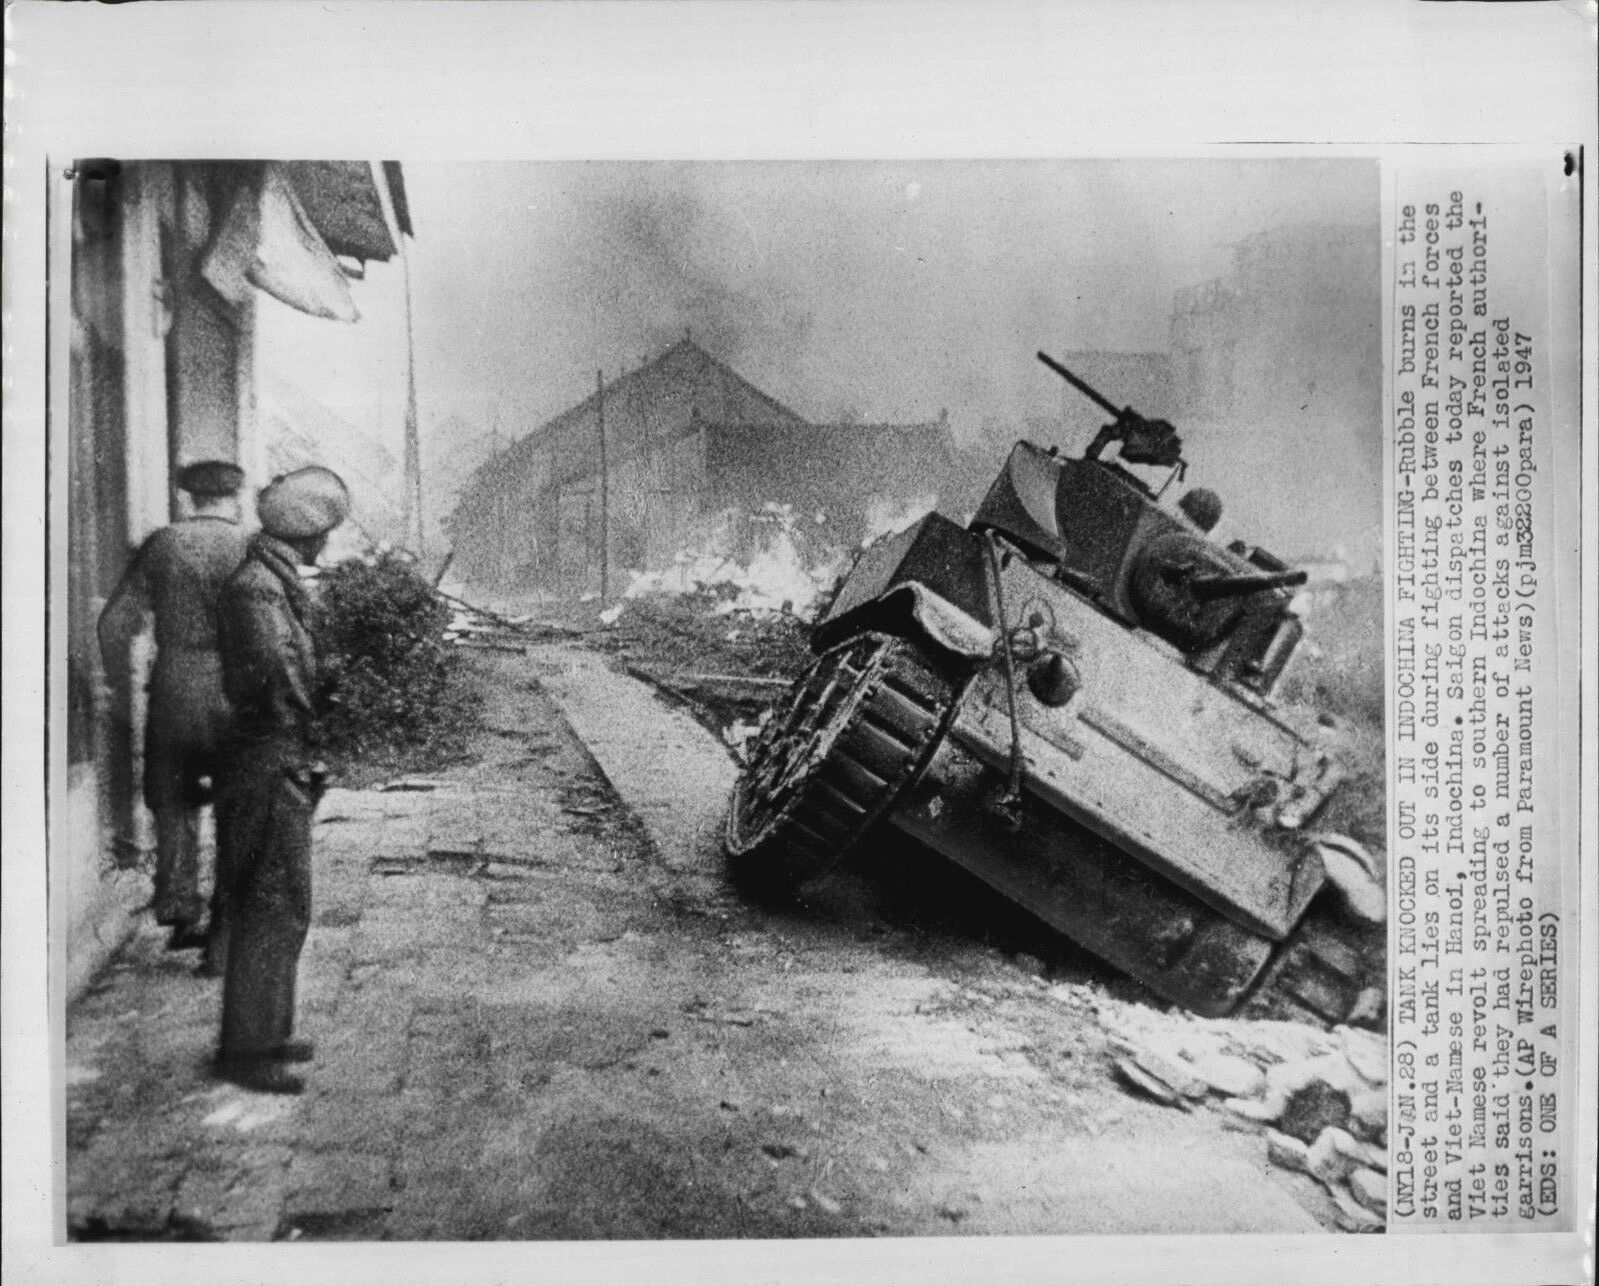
[596,368,609,603]
[634,361,654,571]
[401,234,424,558]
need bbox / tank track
[1248,899,1385,1027]
[726,632,955,897]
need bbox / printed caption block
[1388,166,1572,1230]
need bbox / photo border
[6,4,1594,1283]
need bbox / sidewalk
[66,658,669,1241]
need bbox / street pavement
[65,648,1323,1242]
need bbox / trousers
[214,756,313,1060]
[151,807,204,927]
[145,651,229,930]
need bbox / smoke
[583,176,815,367]
[403,160,1381,562]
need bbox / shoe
[275,1040,315,1063]
[166,924,209,952]
[215,1057,304,1096]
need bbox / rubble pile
[598,591,813,681]
[1077,986,1388,1230]
[583,590,812,748]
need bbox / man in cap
[212,465,349,1095]
[98,460,249,951]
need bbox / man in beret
[209,467,350,1087]
[98,460,249,952]
[212,465,350,1095]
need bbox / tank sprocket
[726,632,955,896]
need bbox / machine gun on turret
[1036,350,1186,478]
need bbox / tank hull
[791,511,1348,1017]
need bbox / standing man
[212,466,349,1095]
[98,460,249,952]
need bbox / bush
[314,551,480,775]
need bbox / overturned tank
[725,352,1378,1022]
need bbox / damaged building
[447,338,955,594]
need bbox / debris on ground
[1092,990,1389,1228]
[1113,1058,1191,1108]
[809,1190,843,1215]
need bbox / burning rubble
[578,500,932,748]
[614,503,851,621]
[608,496,937,625]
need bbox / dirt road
[66,646,1328,1240]
[529,644,1326,1236]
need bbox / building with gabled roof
[258,371,405,555]
[448,339,955,595]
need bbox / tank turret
[969,353,1308,695]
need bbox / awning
[283,160,401,263]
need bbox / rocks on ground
[1082,986,1389,1231]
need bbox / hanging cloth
[201,165,360,323]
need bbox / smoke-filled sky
[260,158,1380,557]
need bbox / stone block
[1227,1019,1338,1065]
[281,1149,396,1218]
[296,1091,411,1152]
[1109,1039,1207,1099]
[1265,1130,1310,1173]
[1188,1052,1265,1099]
[1305,1126,1362,1185]
[1329,1182,1385,1232]
[1336,1025,1389,1086]
[173,1161,286,1239]
[1348,1166,1387,1215]
[1348,1087,1388,1145]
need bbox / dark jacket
[212,532,323,1060]
[216,533,321,766]
[97,514,248,771]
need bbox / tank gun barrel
[1187,568,1308,602]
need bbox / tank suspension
[982,531,1026,820]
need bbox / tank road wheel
[726,633,954,899]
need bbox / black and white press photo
[55,157,1398,1241]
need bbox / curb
[65,869,148,1005]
